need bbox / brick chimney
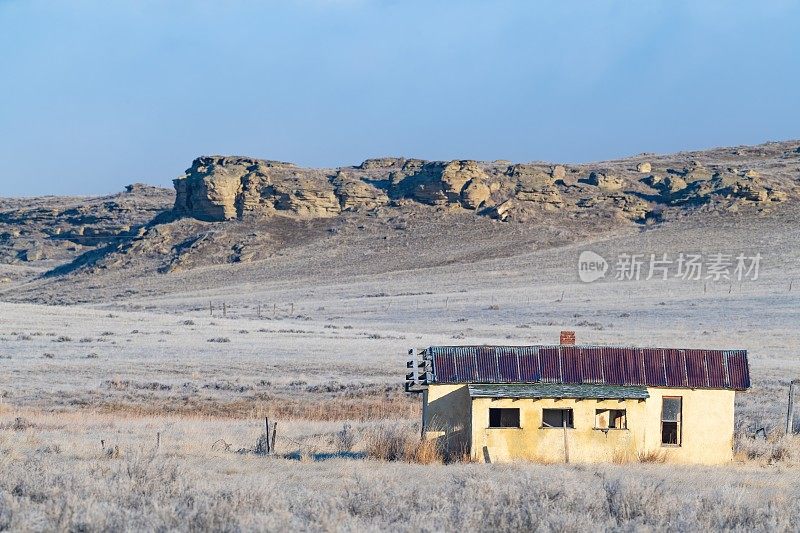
[560,330,576,345]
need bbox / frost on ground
[1,202,799,530]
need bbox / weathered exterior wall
[422,384,472,456]
[422,387,737,465]
[641,387,735,464]
[470,397,647,463]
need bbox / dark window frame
[661,396,682,446]
[541,408,574,429]
[488,408,521,429]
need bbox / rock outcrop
[169,144,799,226]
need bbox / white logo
[578,251,608,283]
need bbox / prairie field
[2,211,800,531]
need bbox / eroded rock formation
[170,143,799,225]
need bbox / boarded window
[542,408,574,428]
[595,409,627,429]
[488,408,520,428]
[661,397,682,445]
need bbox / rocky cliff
[173,143,800,225]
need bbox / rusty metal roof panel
[602,347,626,386]
[427,345,749,390]
[518,349,541,382]
[642,349,667,387]
[726,350,750,389]
[624,348,645,386]
[497,348,520,382]
[475,349,499,382]
[664,349,687,388]
[581,347,604,384]
[539,347,561,383]
[706,351,726,388]
[561,346,582,383]
[685,350,707,389]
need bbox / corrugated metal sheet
[428,345,749,390]
[468,383,650,400]
[727,350,750,389]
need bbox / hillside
[1,140,799,304]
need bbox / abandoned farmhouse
[406,339,750,464]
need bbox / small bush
[52,336,72,343]
[207,337,231,343]
[736,432,798,464]
[12,417,33,431]
[335,424,355,452]
[636,449,666,463]
[365,425,444,464]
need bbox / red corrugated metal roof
[427,345,749,390]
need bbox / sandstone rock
[359,157,405,170]
[332,171,388,211]
[461,179,491,209]
[491,199,519,221]
[637,162,652,173]
[743,169,760,179]
[577,193,649,222]
[551,165,567,180]
[388,161,448,205]
[729,180,769,202]
[587,171,625,190]
[515,187,563,207]
[510,165,564,208]
[663,176,687,193]
[175,156,343,221]
[441,161,487,204]
[769,189,788,202]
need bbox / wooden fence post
[787,380,800,435]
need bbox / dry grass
[364,424,445,464]
[89,393,420,421]
[735,431,800,464]
[3,411,800,532]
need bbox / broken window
[595,409,627,429]
[661,396,682,445]
[488,408,520,428]
[542,408,574,428]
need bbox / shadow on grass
[283,451,367,461]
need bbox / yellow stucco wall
[422,384,736,465]
[422,384,472,455]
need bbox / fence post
[787,380,800,435]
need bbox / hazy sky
[1,1,798,197]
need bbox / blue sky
[1,1,798,197]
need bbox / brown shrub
[635,449,666,463]
[365,425,445,464]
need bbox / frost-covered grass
[2,410,800,532]
[1,215,799,530]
